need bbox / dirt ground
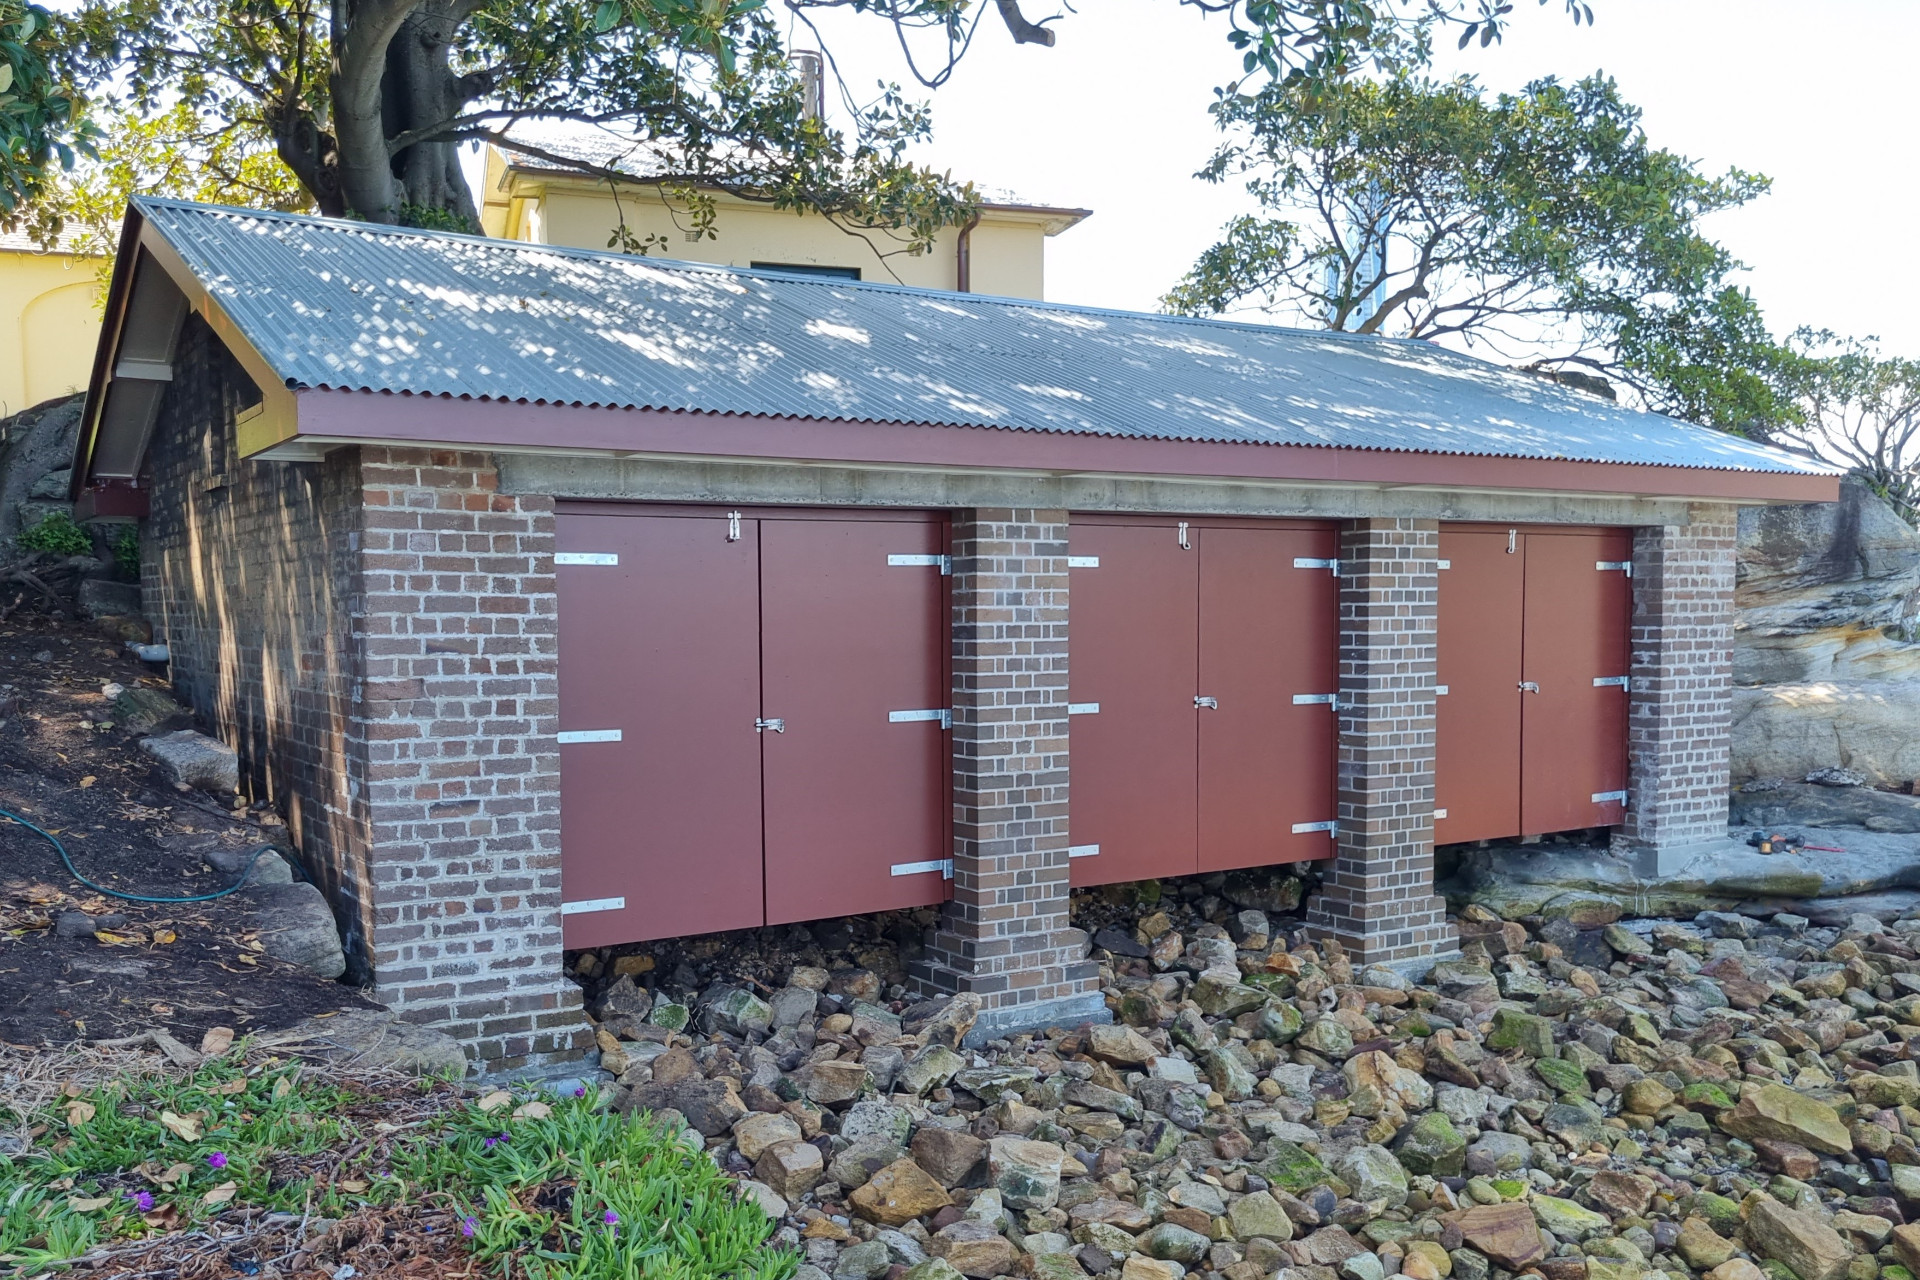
[0,609,377,1049]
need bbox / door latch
[1194,695,1219,710]
[1178,522,1191,551]
[727,511,742,541]
[755,717,785,733]
[1518,681,1540,694]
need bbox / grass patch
[1,1051,797,1280]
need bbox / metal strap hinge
[888,553,952,575]
[557,729,622,744]
[1597,560,1633,576]
[1066,556,1100,569]
[1068,844,1101,859]
[1592,790,1629,805]
[1594,675,1631,690]
[891,858,953,879]
[555,552,618,566]
[1067,702,1100,715]
[1292,820,1338,835]
[889,708,952,728]
[1292,693,1338,709]
[1194,695,1219,710]
[561,896,625,916]
[1293,557,1339,575]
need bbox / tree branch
[995,0,1055,46]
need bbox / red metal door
[760,517,950,924]
[1068,520,1199,887]
[1434,528,1525,845]
[1520,530,1632,833]
[555,510,765,948]
[1197,524,1339,871]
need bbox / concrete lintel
[497,453,1705,527]
[962,992,1112,1047]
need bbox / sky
[789,0,1920,354]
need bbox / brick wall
[353,448,586,1073]
[912,509,1102,1036]
[1613,506,1739,872]
[144,316,377,970]
[145,339,584,1074]
[1305,518,1454,967]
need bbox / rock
[77,578,142,619]
[754,1138,825,1200]
[1345,1050,1433,1119]
[113,685,189,734]
[1484,1009,1555,1058]
[1677,1217,1738,1270]
[931,1220,1018,1277]
[1707,1262,1766,1280]
[1303,1227,1367,1266]
[1263,1140,1330,1193]
[850,1158,953,1227]
[842,1101,913,1147]
[1745,1196,1852,1280]
[1396,1111,1467,1177]
[630,1077,746,1136]
[1121,1257,1179,1280]
[900,1044,967,1095]
[1584,1171,1655,1217]
[733,1111,804,1162]
[1296,1017,1354,1057]
[905,1261,969,1280]
[239,882,346,978]
[1086,1024,1157,1067]
[912,1127,988,1188]
[910,993,982,1049]
[1142,1223,1210,1265]
[1734,683,1920,789]
[831,1136,908,1190]
[1718,1082,1852,1155]
[1191,973,1266,1018]
[1622,1078,1676,1115]
[203,843,294,887]
[989,1137,1065,1210]
[1530,1195,1609,1242]
[256,1007,467,1075]
[809,1059,872,1106]
[703,987,774,1037]
[737,1179,788,1220]
[1334,1145,1408,1209]
[1447,1203,1546,1270]
[1227,1192,1295,1242]
[141,729,239,792]
[56,910,127,939]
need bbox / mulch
[0,609,378,1049]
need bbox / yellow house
[479,143,1089,300]
[0,229,102,416]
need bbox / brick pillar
[354,447,589,1077]
[1612,504,1739,876]
[912,509,1104,1041]
[1304,518,1455,970]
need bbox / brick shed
[72,199,1839,1075]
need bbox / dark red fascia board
[294,388,1840,504]
[74,478,150,522]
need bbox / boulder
[239,882,346,979]
[1717,1082,1852,1155]
[141,729,239,793]
[850,1158,953,1227]
[1447,1203,1546,1270]
[77,578,142,619]
[1734,683,1920,787]
[255,1007,467,1075]
[1745,1196,1852,1280]
[989,1137,1065,1210]
[204,843,294,887]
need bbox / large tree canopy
[1163,71,1793,430]
[0,2,91,223]
[31,0,1592,245]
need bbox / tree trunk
[381,2,480,226]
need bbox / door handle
[1194,696,1219,710]
[755,718,786,733]
[1518,681,1540,694]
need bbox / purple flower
[206,1152,228,1170]
[483,1132,510,1149]
[126,1190,155,1212]
[574,1087,586,1098]
[461,1216,478,1238]
[603,1209,619,1226]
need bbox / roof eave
[265,387,1840,505]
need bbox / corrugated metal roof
[135,197,1832,475]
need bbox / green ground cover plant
[0,1049,795,1279]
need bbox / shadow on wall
[1735,477,1920,788]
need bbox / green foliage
[18,509,92,555]
[109,523,139,577]
[1,1058,792,1280]
[15,99,308,256]
[1760,331,1920,525]
[0,1,95,228]
[1164,69,1807,433]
